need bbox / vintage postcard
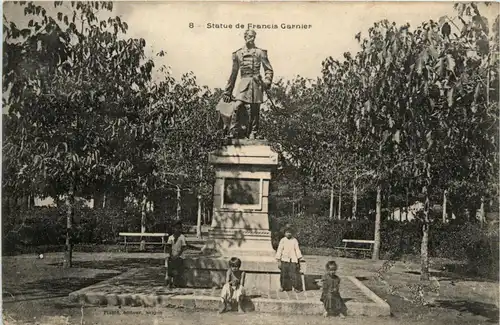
[2,1,499,325]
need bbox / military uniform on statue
[220,29,274,140]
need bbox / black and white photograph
[2,1,499,324]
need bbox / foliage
[262,2,498,277]
[2,204,166,253]
[2,1,226,265]
[2,2,498,278]
[270,213,498,277]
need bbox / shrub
[2,203,158,254]
[270,212,499,269]
[270,213,373,248]
[4,204,498,280]
[464,226,499,279]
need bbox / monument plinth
[202,139,278,257]
[182,140,280,291]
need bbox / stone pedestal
[183,139,282,291]
[201,139,278,257]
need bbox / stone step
[68,268,390,316]
[70,289,387,316]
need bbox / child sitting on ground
[275,226,304,292]
[320,260,348,318]
[219,257,246,313]
[165,221,187,289]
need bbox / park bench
[335,239,375,259]
[119,232,169,252]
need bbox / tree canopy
[3,2,498,273]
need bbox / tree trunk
[63,179,75,268]
[405,186,409,221]
[338,180,342,220]
[176,186,181,221]
[421,164,431,281]
[29,194,34,209]
[140,195,147,251]
[94,192,104,210]
[21,195,29,210]
[151,193,161,219]
[329,185,334,220]
[387,186,392,221]
[386,184,392,220]
[372,183,382,260]
[479,196,485,226]
[197,195,202,238]
[442,189,448,223]
[421,206,430,280]
[352,173,358,220]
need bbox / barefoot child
[165,221,187,289]
[219,257,246,313]
[321,261,348,318]
[275,226,304,292]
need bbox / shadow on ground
[404,269,498,283]
[361,275,500,323]
[49,258,164,272]
[3,273,116,303]
[434,300,499,323]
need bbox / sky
[3,1,499,91]
[109,1,498,89]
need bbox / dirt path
[3,252,498,325]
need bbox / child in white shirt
[165,221,187,289]
[275,226,304,292]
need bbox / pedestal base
[193,141,280,292]
[183,255,282,291]
[200,227,276,257]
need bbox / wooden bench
[335,239,375,259]
[119,232,169,252]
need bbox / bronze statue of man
[222,29,274,139]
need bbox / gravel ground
[2,251,498,325]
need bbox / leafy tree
[3,1,154,266]
[262,77,324,210]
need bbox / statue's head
[244,29,256,46]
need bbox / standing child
[275,226,304,292]
[320,261,348,318]
[165,221,187,289]
[219,257,246,313]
